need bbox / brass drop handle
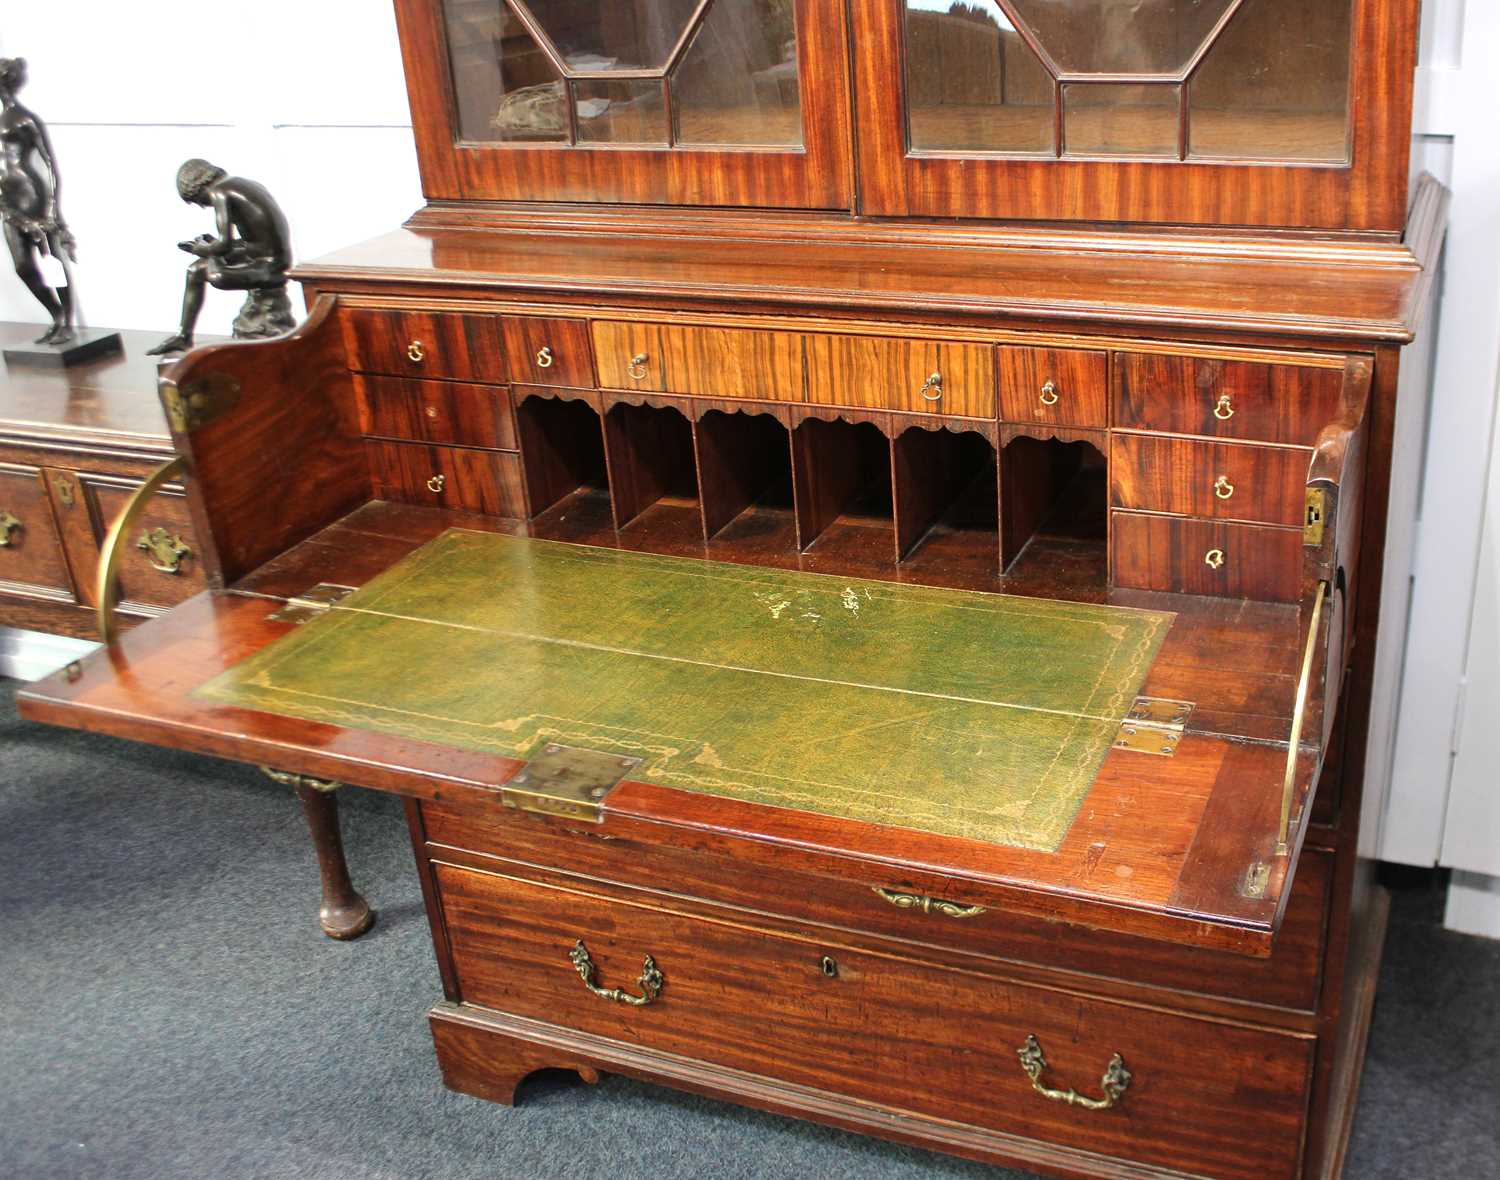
[407,340,425,363]
[426,474,446,494]
[536,345,555,369]
[1213,475,1235,500]
[0,509,20,547]
[136,527,191,575]
[569,939,663,1007]
[872,886,986,918]
[1039,380,1059,406]
[920,372,944,403]
[628,353,649,381]
[1017,1035,1131,1111]
[1205,548,1226,570]
[1213,393,1234,420]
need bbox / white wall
[0,3,423,338]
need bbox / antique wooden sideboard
[20,2,1443,1177]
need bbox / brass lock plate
[500,744,641,823]
[1304,488,1327,546]
[267,583,357,624]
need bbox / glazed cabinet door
[851,0,1416,229]
[397,0,854,209]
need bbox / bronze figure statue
[0,57,78,345]
[147,160,295,356]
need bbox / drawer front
[1115,354,1345,445]
[660,325,803,402]
[438,863,1311,1180]
[998,346,1108,428]
[92,481,206,608]
[593,322,668,391]
[421,801,1331,1013]
[1112,511,1303,601]
[343,308,505,383]
[807,335,995,418]
[355,376,518,450]
[502,317,594,388]
[369,441,525,517]
[0,463,72,595]
[1111,435,1311,527]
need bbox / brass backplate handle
[96,456,189,646]
[136,526,192,575]
[569,939,663,1006]
[920,372,944,402]
[1213,393,1235,420]
[0,509,20,547]
[1017,1035,1131,1111]
[628,353,649,381]
[1039,380,1059,406]
[873,886,986,919]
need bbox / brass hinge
[267,583,356,624]
[1240,861,1271,900]
[1113,697,1194,757]
[160,372,240,433]
[500,743,640,823]
[1304,488,1327,546]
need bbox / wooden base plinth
[3,328,124,369]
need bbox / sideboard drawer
[1114,354,1345,445]
[438,863,1311,1180]
[92,482,206,608]
[369,441,525,517]
[807,334,994,418]
[0,463,71,596]
[502,317,594,388]
[1112,511,1302,601]
[998,346,1108,428]
[1111,434,1311,526]
[344,308,506,383]
[355,376,518,450]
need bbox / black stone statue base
[3,328,124,369]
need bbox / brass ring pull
[136,527,192,575]
[920,372,944,403]
[1205,548,1226,570]
[0,509,21,547]
[1039,380,1059,406]
[1213,393,1234,420]
[569,939,663,1006]
[1018,1035,1131,1111]
[536,346,555,369]
[426,474,446,494]
[1213,475,1235,500]
[96,456,188,646]
[407,340,425,363]
[628,353,649,381]
[872,886,986,918]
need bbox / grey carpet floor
[2,676,1497,1180]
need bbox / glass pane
[1189,0,1352,162]
[575,78,669,145]
[674,0,803,147]
[443,0,567,142]
[1064,83,1180,157]
[516,0,703,72]
[905,2,1056,155]
[1006,0,1235,76]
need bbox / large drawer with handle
[806,334,995,417]
[1112,511,1303,602]
[1110,434,1312,527]
[592,321,803,402]
[343,308,506,383]
[436,861,1313,1180]
[0,462,72,596]
[368,441,525,517]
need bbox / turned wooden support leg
[261,767,375,941]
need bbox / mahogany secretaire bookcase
[18,3,1444,1177]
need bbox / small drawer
[0,463,72,596]
[1112,511,1302,602]
[438,863,1311,1180]
[1110,435,1310,526]
[355,376,518,450]
[806,334,994,418]
[92,481,206,609]
[998,346,1107,428]
[343,307,505,383]
[503,317,594,388]
[659,324,803,401]
[1115,353,1345,446]
[593,321,667,391]
[369,441,525,518]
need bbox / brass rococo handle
[96,456,189,646]
[569,939,663,1007]
[426,474,446,494]
[136,526,192,575]
[1213,393,1235,420]
[920,372,944,402]
[0,509,21,547]
[1204,548,1226,570]
[628,353,649,381]
[1213,474,1235,500]
[1039,380,1059,406]
[1017,1035,1131,1111]
[407,339,425,363]
[536,345,554,369]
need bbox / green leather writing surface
[196,531,1172,851]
